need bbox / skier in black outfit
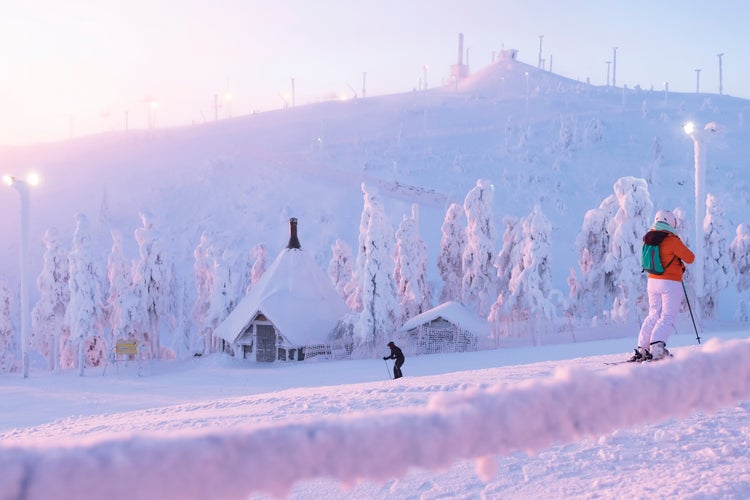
[383,341,405,379]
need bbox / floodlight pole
[4,177,31,378]
[538,34,544,69]
[524,71,529,119]
[695,69,702,94]
[606,61,611,86]
[612,47,618,87]
[717,53,724,95]
[683,122,709,323]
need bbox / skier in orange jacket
[630,210,695,361]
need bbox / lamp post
[223,91,233,118]
[3,173,38,378]
[683,121,718,323]
[606,61,611,86]
[538,34,544,69]
[695,69,702,94]
[146,98,158,129]
[524,71,529,119]
[612,46,618,87]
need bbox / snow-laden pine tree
[488,216,519,338]
[604,177,653,324]
[65,214,106,376]
[247,243,268,293]
[494,215,520,304]
[192,230,215,353]
[349,182,376,313]
[556,114,574,156]
[132,211,171,359]
[582,117,603,145]
[572,195,619,320]
[702,194,735,319]
[31,228,70,371]
[394,204,431,325]
[0,279,15,373]
[461,179,499,318]
[95,188,112,329]
[730,223,750,321]
[489,207,555,339]
[205,247,241,353]
[437,203,465,303]
[354,184,399,355]
[328,239,355,304]
[642,137,663,185]
[107,230,141,345]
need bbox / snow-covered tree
[204,247,241,353]
[191,231,246,354]
[437,203,465,303]
[354,183,399,354]
[328,239,355,305]
[349,183,376,313]
[107,229,141,346]
[394,204,431,324]
[192,230,215,352]
[642,136,663,185]
[132,211,171,359]
[494,215,521,303]
[702,194,734,319]
[461,179,499,318]
[65,214,107,375]
[730,223,750,321]
[556,114,575,155]
[582,117,603,145]
[247,243,268,292]
[572,194,619,320]
[489,206,555,338]
[603,177,653,324]
[0,279,15,373]
[31,228,70,371]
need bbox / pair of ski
[604,354,673,366]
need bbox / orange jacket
[648,232,695,281]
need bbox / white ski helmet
[654,209,677,228]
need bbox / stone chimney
[287,217,301,249]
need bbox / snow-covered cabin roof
[398,301,490,338]
[214,221,349,346]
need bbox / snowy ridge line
[1,338,749,500]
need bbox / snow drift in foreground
[1,337,749,500]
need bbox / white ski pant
[638,278,683,348]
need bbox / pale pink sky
[0,0,746,146]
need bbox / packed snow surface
[2,328,750,499]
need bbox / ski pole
[384,359,392,379]
[682,280,701,344]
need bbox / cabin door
[256,324,277,362]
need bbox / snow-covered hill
[1,57,749,313]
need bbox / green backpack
[641,230,676,275]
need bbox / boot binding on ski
[649,341,672,361]
[627,347,652,363]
